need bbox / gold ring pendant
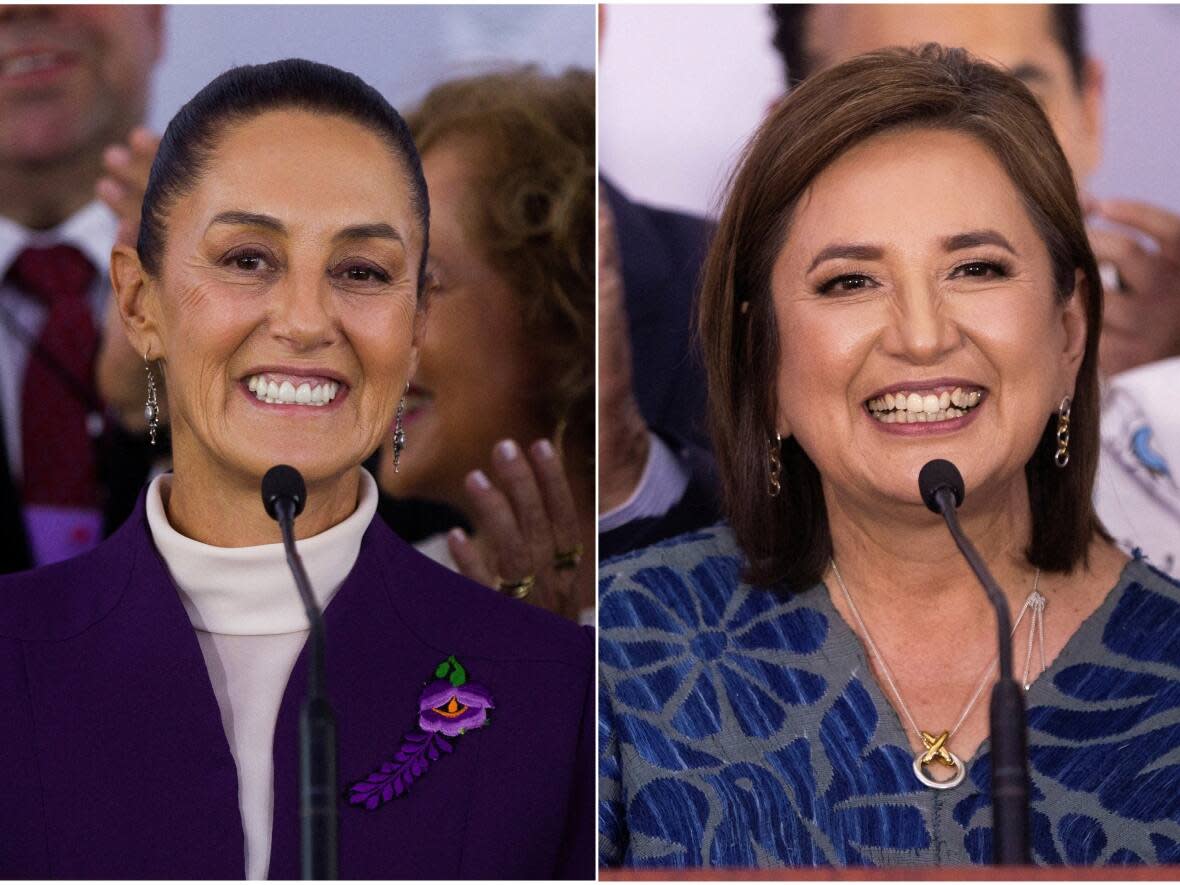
[911,730,967,790]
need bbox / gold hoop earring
[1054,395,1071,468]
[768,434,783,497]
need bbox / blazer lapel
[23,511,243,878]
[268,519,484,879]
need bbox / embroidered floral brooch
[347,655,493,810]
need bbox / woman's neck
[166,435,361,548]
[822,476,1039,628]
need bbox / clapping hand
[96,126,161,249]
[1087,197,1180,375]
[447,438,587,621]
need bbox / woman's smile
[862,379,988,434]
[243,370,345,409]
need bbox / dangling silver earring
[392,389,407,473]
[1054,395,1071,468]
[768,433,783,497]
[144,354,160,447]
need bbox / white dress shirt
[597,431,690,533]
[145,468,379,879]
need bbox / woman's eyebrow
[202,214,402,246]
[942,229,1019,254]
[807,243,883,273]
[333,223,403,244]
[207,210,284,233]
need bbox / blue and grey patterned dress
[599,525,1180,868]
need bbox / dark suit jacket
[0,491,595,878]
[0,400,156,575]
[603,178,712,450]
[600,179,720,557]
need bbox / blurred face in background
[801,4,1103,180]
[388,135,546,510]
[0,4,161,165]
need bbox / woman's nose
[883,282,962,363]
[269,269,337,350]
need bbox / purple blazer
[0,491,594,879]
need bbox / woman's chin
[224,440,363,488]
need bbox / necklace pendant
[912,730,966,790]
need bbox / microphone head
[918,459,965,514]
[262,464,306,521]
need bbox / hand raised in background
[96,126,161,249]
[448,438,588,622]
[1088,197,1180,376]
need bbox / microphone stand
[930,486,1031,866]
[273,497,339,879]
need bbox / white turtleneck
[145,469,379,880]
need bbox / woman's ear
[1060,269,1089,393]
[109,245,163,359]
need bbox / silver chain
[829,558,1046,743]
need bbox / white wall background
[601,4,1180,218]
[147,5,596,129]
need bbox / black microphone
[262,466,339,880]
[918,459,1030,866]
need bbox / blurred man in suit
[0,5,163,571]
[598,5,720,560]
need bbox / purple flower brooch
[347,655,493,811]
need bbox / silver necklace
[829,558,1046,790]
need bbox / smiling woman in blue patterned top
[599,45,1180,869]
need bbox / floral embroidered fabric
[598,525,1180,868]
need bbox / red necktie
[8,244,100,508]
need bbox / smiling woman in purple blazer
[0,58,593,880]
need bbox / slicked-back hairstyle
[769,4,1086,90]
[697,45,1106,589]
[137,58,430,297]
[406,67,595,478]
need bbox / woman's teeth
[246,374,340,406]
[867,387,982,424]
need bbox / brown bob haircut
[407,67,595,479]
[697,45,1106,590]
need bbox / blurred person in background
[0,4,162,572]
[598,5,721,560]
[770,2,1180,572]
[378,67,597,623]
